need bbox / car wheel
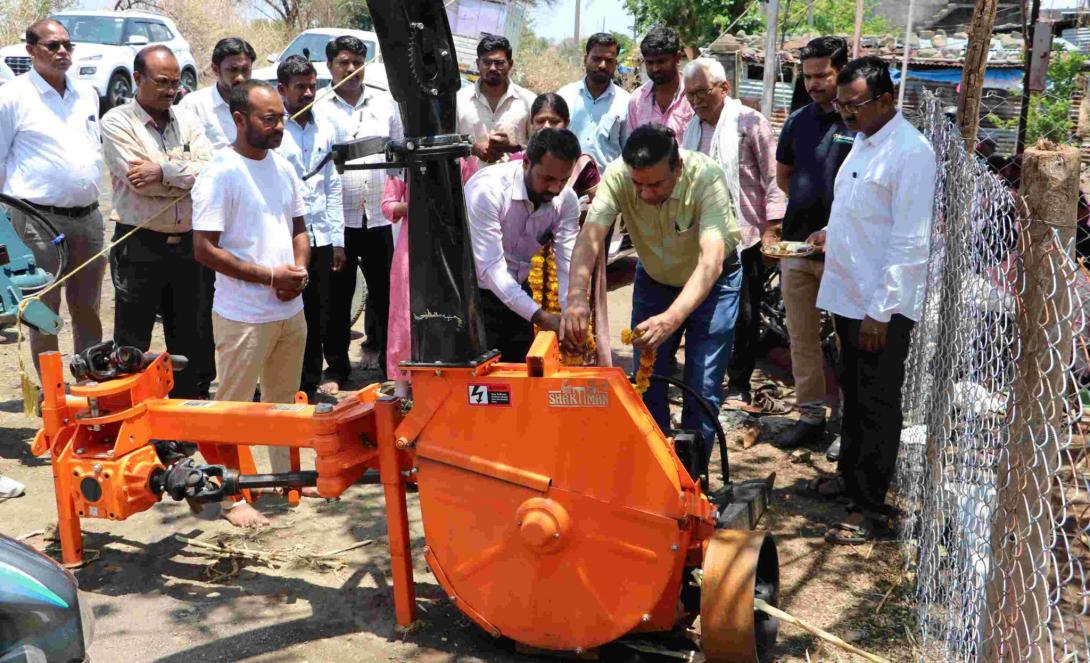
[180,67,197,93]
[105,71,131,111]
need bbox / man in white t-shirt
[192,80,309,528]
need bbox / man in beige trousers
[192,80,309,527]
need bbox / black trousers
[835,313,915,513]
[326,225,393,380]
[480,286,535,363]
[727,243,765,391]
[301,244,334,397]
[109,226,214,399]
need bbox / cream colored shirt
[456,79,535,170]
[101,99,212,233]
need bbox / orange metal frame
[34,332,722,650]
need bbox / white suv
[0,10,199,111]
[254,28,388,91]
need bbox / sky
[527,0,635,43]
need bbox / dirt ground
[0,197,915,661]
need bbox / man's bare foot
[318,379,341,396]
[221,502,269,528]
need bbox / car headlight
[78,66,96,76]
[77,590,95,652]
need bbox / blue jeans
[632,262,741,456]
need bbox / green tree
[774,0,892,36]
[1025,51,1086,145]
[622,0,758,56]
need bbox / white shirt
[178,85,235,150]
[456,80,535,170]
[0,69,102,206]
[192,149,306,324]
[315,87,402,229]
[277,111,344,247]
[817,112,935,323]
[464,160,580,322]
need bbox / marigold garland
[530,241,596,365]
[621,328,655,395]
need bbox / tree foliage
[622,0,758,55]
[774,0,892,37]
[1025,51,1086,145]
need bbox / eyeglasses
[832,96,878,114]
[480,57,509,69]
[684,87,717,102]
[150,77,182,91]
[39,40,74,53]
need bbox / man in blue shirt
[557,33,630,172]
[276,55,344,402]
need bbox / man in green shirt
[561,124,741,460]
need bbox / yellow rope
[14,65,368,416]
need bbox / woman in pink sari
[382,175,410,397]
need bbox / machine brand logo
[468,383,512,406]
[547,380,609,408]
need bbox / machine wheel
[349,264,367,326]
[700,530,780,663]
[180,67,198,94]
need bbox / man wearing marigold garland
[561,124,741,460]
[465,128,582,361]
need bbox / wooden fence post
[982,141,1079,661]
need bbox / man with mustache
[457,34,535,170]
[0,19,105,379]
[557,32,630,172]
[626,26,693,137]
[192,80,310,528]
[274,55,343,404]
[100,45,214,401]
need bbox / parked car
[0,10,199,111]
[0,60,12,85]
[254,28,389,91]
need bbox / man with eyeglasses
[192,80,310,528]
[772,36,854,453]
[0,19,105,377]
[100,45,214,400]
[457,34,535,170]
[809,56,934,544]
[680,57,785,408]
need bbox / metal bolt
[105,450,114,458]
[75,448,85,455]
[515,520,522,526]
[641,613,650,622]
[315,403,334,414]
[553,532,560,539]
[575,648,584,655]
[671,544,679,552]
[92,463,102,475]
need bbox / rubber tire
[105,71,131,111]
[180,68,197,94]
[349,263,367,326]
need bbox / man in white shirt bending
[192,80,310,528]
[0,19,105,373]
[809,56,935,544]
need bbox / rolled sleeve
[466,177,540,322]
[865,146,936,322]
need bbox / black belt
[27,201,99,218]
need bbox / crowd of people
[0,19,936,543]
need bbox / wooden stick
[17,529,45,542]
[314,539,374,558]
[754,599,891,663]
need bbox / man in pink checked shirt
[680,57,786,406]
[627,26,694,137]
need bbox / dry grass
[156,0,292,82]
[515,44,583,95]
[0,0,74,49]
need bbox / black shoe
[772,419,826,449]
[825,437,841,462]
[724,387,752,405]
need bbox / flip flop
[796,476,845,499]
[318,380,341,396]
[825,513,875,545]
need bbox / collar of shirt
[474,79,521,108]
[328,87,369,113]
[639,79,686,112]
[28,68,78,101]
[579,78,616,104]
[859,111,904,148]
[130,98,178,135]
[211,84,228,109]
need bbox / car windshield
[280,33,377,64]
[54,15,126,45]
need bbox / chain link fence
[895,93,1090,662]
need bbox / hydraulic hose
[646,373,730,486]
[1,193,69,294]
